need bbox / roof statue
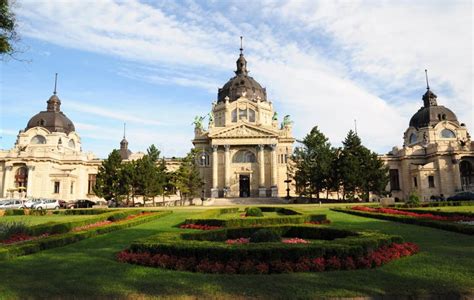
[192,115,206,130]
[281,115,293,129]
[272,112,278,121]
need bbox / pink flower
[282,238,309,244]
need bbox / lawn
[0,206,472,299]
[0,214,99,225]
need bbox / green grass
[218,211,283,219]
[0,207,472,299]
[0,214,98,225]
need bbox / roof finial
[123,122,126,139]
[240,36,243,55]
[354,119,358,136]
[53,73,58,95]
[425,69,430,90]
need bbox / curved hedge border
[397,208,474,218]
[332,208,474,235]
[0,211,172,261]
[118,225,416,274]
[183,207,327,227]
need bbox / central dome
[409,89,458,129]
[25,94,76,134]
[217,49,267,103]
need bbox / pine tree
[339,130,365,200]
[174,149,203,205]
[93,150,126,204]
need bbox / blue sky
[1,0,472,158]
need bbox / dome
[409,89,458,129]
[217,50,267,103]
[25,94,76,134]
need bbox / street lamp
[201,152,206,204]
[284,154,291,201]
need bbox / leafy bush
[245,207,263,217]
[0,221,30,240]
[405,192,420,207]
[250,228,281,243]
[107,212,129,222]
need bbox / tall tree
[174,149,202,205]
[292,126,333,200]
[93,150,126,204]
[339,130,366,200]
[0,0,18,57]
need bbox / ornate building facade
[382,78,474,201]
[192,47,295,198]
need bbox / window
[37,119,46,126]
[232,150,256,163]
[428,176,435,188]
[279,154,288,164]
[239,109,247,120]
[31,135,46,144]
[198,152,210,166]
[70,182,74,194]
[232,108,256,122]
[248,109,256,122]
[413,177,418,188]
[440,129,456,139]
[88,174,97,194]
[409,133,417,144]
[68,139,75,148]
[54,181,60,194]
[389,169,400,191]
[231,109,237,122]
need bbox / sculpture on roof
[281,115,293,129]
[192,115,206,130]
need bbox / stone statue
[272,112,278,121]
[208,111,214,123]
[281,115,293,129]
[192,115,206,130]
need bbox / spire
[123,122,126,139]
[53,73,58,95]
[422,69,437,107]
[235,36,248,76]
[121,123,128,147]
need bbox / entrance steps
[204,197,288,206]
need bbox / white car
[0,199,25,209]
[32,199,61,210]
[23,199,43,209]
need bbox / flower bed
[352,206,474,222]
[179,224,222,230]
[118,225,416,274]
[332,207,474,235]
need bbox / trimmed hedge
[184,207,327,227]
[0,211,171,261]
[396,208,474,218]
[332,208,474,235]
[393,200,474,208]
[129,225,402,263]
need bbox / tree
[292,126,333,200]
[135,145,165,206]
[339,130,366,200]
[93,150,126,203]
[0,0,18,58]
[360,147,389,199]
[174,149,202,205]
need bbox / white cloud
[12,0,473,155]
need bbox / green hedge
[393,200,474,208]
[55,209,111,215]
[332,208,474,235]
[4,209,26,216]
[184,207,326,227]
[397,208,474,218]
[0,211,172,261]
[129,225,402,263]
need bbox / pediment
[209,124,278,139]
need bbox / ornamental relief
[211,126,277,138]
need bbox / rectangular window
[413,177,418,188]
[88,174,97,195]
[54,181,60,194]
[238,109,247,120]
[428,176,435,188]
[389,169,400,191]
[70,182,74,194]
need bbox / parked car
[447,191,474,201]
[67,199,96,209]
[32,199,61,210]
[23,198,43,209]
[0,199,25,209]
[58,200,67,209]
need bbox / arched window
[232,150,256,163]
[68,139,76,148]
[231,109,237,122]
[15,167,28,189]
[460,160,473,187]
[248,109,256,122]
[440,129,456,138]
[31,135,46,144]
[409,133,417,144]
[197,152,210,166]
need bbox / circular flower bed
[117,225,419,274]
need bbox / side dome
[217,48,267,103]
[25,94,76,134]
[408,88,458,129]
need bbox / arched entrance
[14,166,28,195]
[460,160,473,191]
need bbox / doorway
[239,175,250,197]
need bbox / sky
[0,0,472,158]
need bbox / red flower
[179,224,222,230]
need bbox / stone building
[0,87,102,201]
[192,46,295,198]
[382,77,474,201]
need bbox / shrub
[249,228,281,243]
[4,209,26,216]
[0,221,31,240]
[405,191,420,207]
[107,212,129,222]
[245,207,263,217]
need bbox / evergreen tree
[93,150,126,204]
[174,149,203,205]
[293,126,333,200]
[339,130,365,200]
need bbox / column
[3,165,13,198]
[224,145,231,195]
[211,145,219,198]
[258,145,266,197]
[26,165,35,198]
[270,144,278,197]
